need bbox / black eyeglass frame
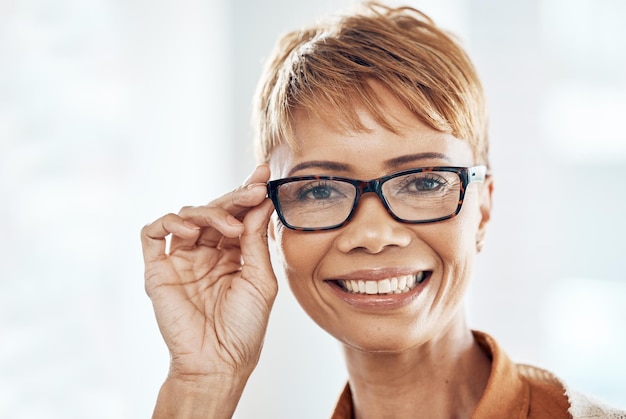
[266,165,487,231]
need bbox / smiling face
[268,89,493,353]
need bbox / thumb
[239,199,277,300]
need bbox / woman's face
[268,89,493,353]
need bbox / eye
[400,173,448,193]
[297,181,344,201]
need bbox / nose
[335,193,412,254]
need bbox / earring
[476,239,484,253]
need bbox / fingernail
[183,220,201,230]
[246,182,267,191]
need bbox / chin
[331,322,435,354]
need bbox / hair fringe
[253,2,489,167]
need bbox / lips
[334,272,429,295]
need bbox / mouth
[332,272,430,295]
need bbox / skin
[141,168,275,418]
[269,87,494,418]
[141,86,494,418]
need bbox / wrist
[153,372,248,419]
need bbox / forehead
[269,91,475,179]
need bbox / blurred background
[1,0,625,417]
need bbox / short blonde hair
[253,2,489,166]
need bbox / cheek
[273,226,330,289]
[281,233,314,274]
[445,220,476,257]
[422,225,473,293]
[422,202,482,287]
[273,228,338,326]
[446,196,483,254]
[435,207,483,301]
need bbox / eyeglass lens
[274,170,462,229]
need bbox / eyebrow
[287,152,452,176]
[384,152,452,168]
[287,161,350,176]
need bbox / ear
[476,176,494,251]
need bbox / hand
[140,165,277,384]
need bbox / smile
[336,272,428,295]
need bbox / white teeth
[398,275,407,290]
[339,273,426,295]
[365,281,378,294]
[378,278,391,294]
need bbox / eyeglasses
[266,165,487,231]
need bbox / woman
[141,4,623,418]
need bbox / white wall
[465,0,626,407]
[1,0,624,417]
[0,0,232,417]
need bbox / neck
[343,314,491,419]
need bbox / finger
[211,234,242,251]
[173,205,246,251]
[170,206,201,251]
[239,199,278,300]
[181,183,268,225]
[178,163,269,227]
[168,165,270,252]
[207,164,270,215]
[211,182,269,218]
[168,204,239,252]
[243,164,270,186]
[175,182,268,248]
[141,213,202,263]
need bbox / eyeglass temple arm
[469,165,489,183]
